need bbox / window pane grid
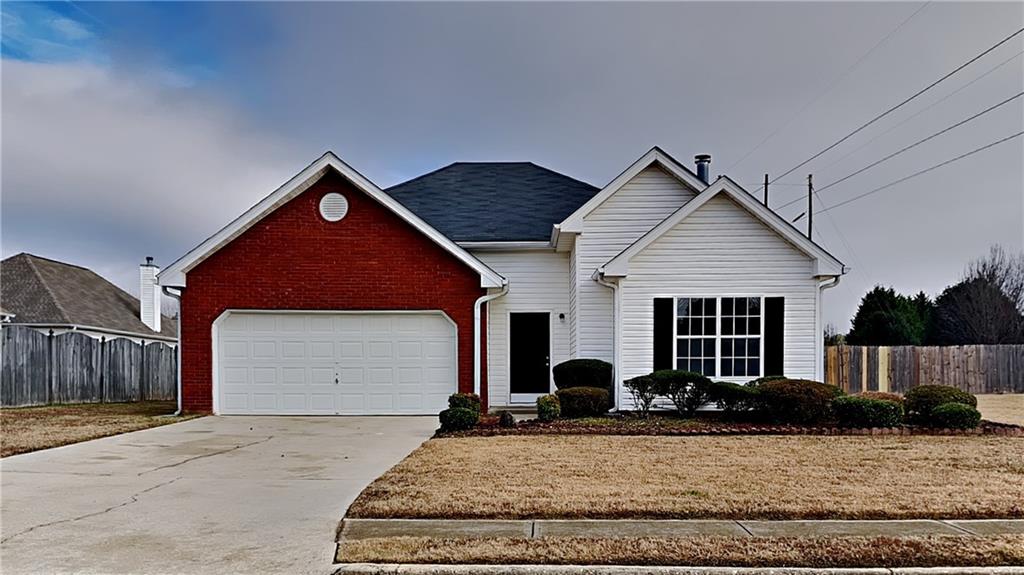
[719,297,761,378]
[675,297,716,376]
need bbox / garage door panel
[217,312,456,415]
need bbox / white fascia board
[458,241,553,251]
[601,177,845,278]
[558,147,707,233]
[158,152,506,289]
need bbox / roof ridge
[385,162,460,191]
[11,252,93,272]
[22,254,71,324]
[525,162,599,190]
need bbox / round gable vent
[318,193,349,222]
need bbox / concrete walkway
[339,518,1024,540]
[2,416,437,575]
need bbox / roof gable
[600,177,845,278]
[386,162,599,242]
[158,152,507,288]
[0,253,177,339]
[557,147,708,234]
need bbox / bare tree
[965,245,1024,314]
[932,245,1024,345]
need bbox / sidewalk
[339,518,1024,540]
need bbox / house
[159,147,844,415]
[0,253,177,343]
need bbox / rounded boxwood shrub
[756,379,844,425]
[496,410,516,428]
[745,375,786,388]
[555,386,610,418]
[855,391,904,405]
[438,407,479,432]
[448,392,481,414]
[652,370,713,416]
[537,394,561,421]
[929,402,982,429]
[904,385,976,424]
[831,395,904,428]
[552,359,612,393]
[708,381,760,415]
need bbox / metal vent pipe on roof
[695,154,711,184]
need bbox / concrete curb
[331,564,1024,575]
[338,518,1024,541]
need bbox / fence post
[140,338,146,402]
[47,329,55,404]
[99,336,106,403]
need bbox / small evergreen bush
[652,370,713,416]
[904,385,976,424]
[555,387,610,418]
[552,359,613,398]
[929,402,982,429]
[757,379,844,425]
[855,391,904,405]
[438,407,479,432]
[537,394,561,421]
[624,375,658,416]
[708,381,760,415]
[448,393,481,414]
[495,410,516,428]
[832,395,904,428]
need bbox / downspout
[816,271,843,381]
[594,270,620,411]
[474,284,509,399]
[162,286,184,416]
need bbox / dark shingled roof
[0,253,177,339]
[386,162,600,242]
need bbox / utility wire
[776,90,1024,210]
[725,1,932,172]
[819,48,1024,172]
[813,131,1024,214]
[769,26,1024,185]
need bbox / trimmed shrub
[448,393,481,414]
[552,359,613,395]
[855,391,904,405]
[438,407,479,432]
[745,375,786,388]
[537,394,561,421]
[757,379,844,425]
[496,410,516,428]
[832,396,904,428]
[556,387,610,418]
[624,375,658,416]
[929,402,982,429]
[904,385,976,424]
[652,370,713,416]
[708,381,760,415]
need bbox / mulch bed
[443,414,1023,438]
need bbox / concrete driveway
[1,415,436,574]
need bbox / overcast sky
[2,1,1022,329]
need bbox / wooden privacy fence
[1,325,177,407]
[825,345,1024,395]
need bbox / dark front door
[510,312,551,400]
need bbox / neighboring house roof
[0,305,14,321]
[386,162,600,242]
[158,152,507,289]
[557,147,708,235]
[1,253,177,339]
[600,176,845,278]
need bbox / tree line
[835,246,1024,346]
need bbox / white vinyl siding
[568,246,578,357]
[576,165,698,361]
[618,193,819,409]
[473,250,571,407]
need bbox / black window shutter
[764,297,785,376]
[653,298,674,371]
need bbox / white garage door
[216,312,457,415]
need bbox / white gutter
[162,286,184,416]
[815,271,843,381]
[473,284,510,397]
[594,271,620,411]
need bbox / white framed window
[674,296,763,379]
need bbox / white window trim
[670,295,766,381]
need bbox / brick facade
[180,170,487,413]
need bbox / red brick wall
[180,170,487,413]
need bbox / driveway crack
[1,477,181,544]
[138,436,274,475]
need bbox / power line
[769,26,1024,185]
[818,48,1024,172]
[776,90,1024,210]
[725,1,932,172]
[814,131,1024,214]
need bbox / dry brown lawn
[0,401,200,457]
[338,535,1024,567]
[347,435,1024,520]
[978,393,1024,426]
